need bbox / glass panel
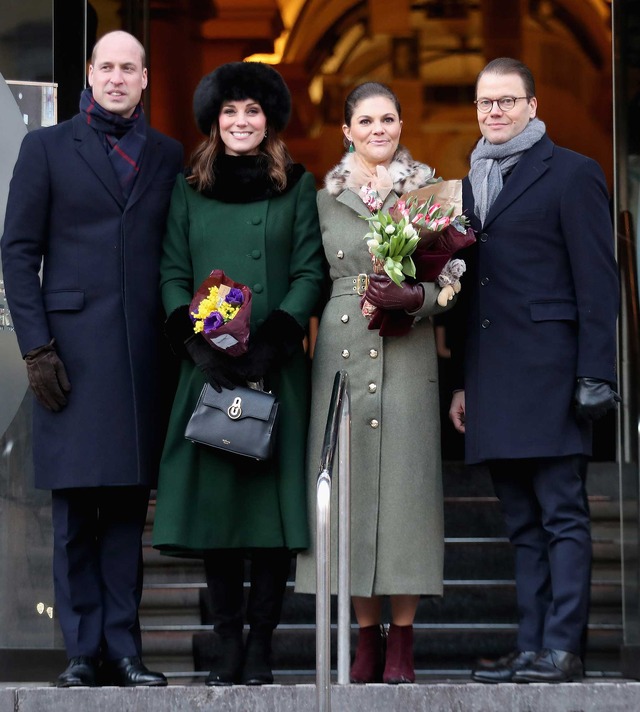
[615,0,640,676]
[0,1,53,82]
[0,0,59,651]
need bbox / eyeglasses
[474,97,529,113]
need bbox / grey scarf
[469,117,546,225]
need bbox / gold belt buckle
[354,273,369,295]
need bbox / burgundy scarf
[80,88,147,201]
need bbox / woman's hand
[364,274,424,312]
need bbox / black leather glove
[24,339,71,412]
[574,377,621,421]
[237,310,305,382]
[184,334,238,393]
[164,304,196,359]
[365,273,425,312]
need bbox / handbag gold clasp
[227,396,242,420]
[354,273,369,295]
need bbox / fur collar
[324,146,436,197]
[187,154,305,203]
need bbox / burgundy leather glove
[24,339,71,412]
[574,377,621,421]
[365,273,425,312]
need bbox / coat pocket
[43,290,85,312]
[529,300,577,322]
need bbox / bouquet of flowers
[189,269,252,356]
[362,179,476,336]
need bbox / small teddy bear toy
[437,258,466,306]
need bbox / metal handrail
[316,370,351,712]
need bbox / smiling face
[343,95,403,169]
[88,31,147,117]
[218,99,267,156]
[475,71,537,145]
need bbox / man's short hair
[91,31,146,68]
[476,57,536,99]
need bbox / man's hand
[574,377,621,421]
[25,339,71,412]
[449,390,466,434]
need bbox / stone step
[2,680,639,712]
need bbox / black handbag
[185,383,279,461]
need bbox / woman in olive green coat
[295,82,454,684]
[152,62,324,686]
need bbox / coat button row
[481,319,491,328]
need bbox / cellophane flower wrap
[362,179,476,337]
[189,269,252,356]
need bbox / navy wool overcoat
[1,114,183,489]
[452,134,619,464]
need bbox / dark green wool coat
[152,163,324,555]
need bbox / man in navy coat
[1,31,182,686]
[448,58,619,683]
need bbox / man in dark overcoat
[448,57,619,683]
[1,31,182,687]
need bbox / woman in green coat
[152,62,324,686]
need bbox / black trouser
[203,548,291,638]
[489,455,591,657]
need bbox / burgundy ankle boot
[350,624,386,683]
[383,624,415,684]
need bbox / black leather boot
[204,550,246,686]
[241,548,291,685]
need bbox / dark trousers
[51,486,150,660]
[203,548,291,637]
[489,455,591,656]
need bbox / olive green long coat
[152,171,324,555]
[295,178,452,596]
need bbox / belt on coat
[331,274,370,297]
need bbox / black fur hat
[193,62,292,136]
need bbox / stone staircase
[139,460,623,682]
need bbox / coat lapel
[72,114,125,209]
[483,134,554,228]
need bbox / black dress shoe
[472,650,538,683]
[513,648,583,683]
[103,656,167,687]
[56,656,99,687]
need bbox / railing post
[337,387,351,685]
[316,470,332,712]
[315,371,351,711]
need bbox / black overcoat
[451,135,618,464]
[1,114,183,488]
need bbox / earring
[264,130,268,139]
[348,140,355,153]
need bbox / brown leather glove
[365,273,425,312]
[24,339,71,412]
